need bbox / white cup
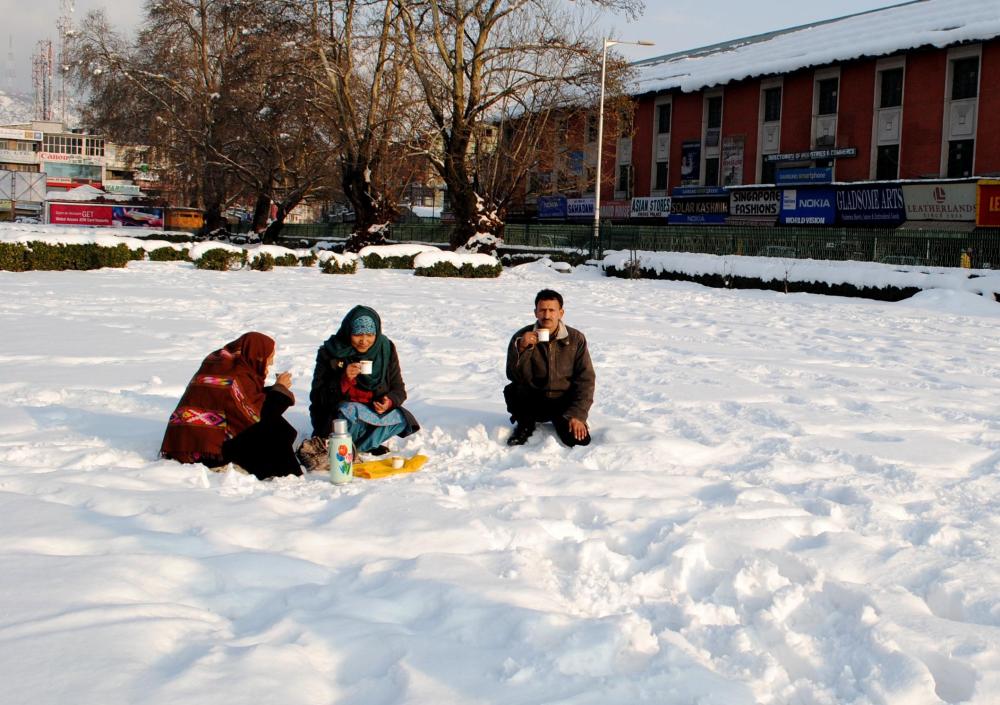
[391,456,404,469]
[359,360,374,374]
[536,328,550,342]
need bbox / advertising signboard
[776,167,832,185]
[49,202,114,226]
[680,141,701,184]
[602,200,632,220]
[977,180,1000,228]
[38,152,105,165]
[47,202,164,228]
[836,184,905,225]
[729,188,780,218]
[0,148,39,165]
[0,128,42,141]
[630,196,672,218]
[764,147,857,163]
[103,181,143,196]
[537,195,566,219]
[669,195,728,224]
[721,135,744,186]
[566,198,595,218]
[779,188,836,225]
[903,182,977,221]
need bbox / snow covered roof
[633,0,1000,95]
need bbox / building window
[586,113,598,143]
[879,68,904,108]
[763,87,782,122]
[706,96,722,130]
[947,139,974,178]
[617,164,630,194]
[951,56,979,100]
[876,144,899,180]
[761,158,776,184]
[704,157,719,186]
[654,161,668,190]
[657,103,671,134]
[817,77,839,115]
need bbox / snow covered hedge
[359,244,442,270]
[195,248,247,271]
[413,251,502,278]
[0,241,138,271]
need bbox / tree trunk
[262,186,311,243]
[341,160,394,252]
[251,192,271,233]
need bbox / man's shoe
[506,423,535,446]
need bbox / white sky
[1,0,908,94]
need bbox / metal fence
[277,222,999,269]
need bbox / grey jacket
[506,321,595,422]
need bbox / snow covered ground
[2,252,1000,704]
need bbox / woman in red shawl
[160,332,301,479]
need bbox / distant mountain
[0,89,35,125]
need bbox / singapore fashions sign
[729,188,780,217]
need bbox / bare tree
[307,0,421,251]
[395,0,642,250]
[72,0,335,237]
[218,2,338,242]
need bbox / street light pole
[593,38,654,259]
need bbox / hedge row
[0,241,134,271]
[361,253,416,269]
[0,241,501,279]
[414,261,503,278]
[604,264,922,302]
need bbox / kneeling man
[504,289,595,447]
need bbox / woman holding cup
[299,305,420,471]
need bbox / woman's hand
[275,371,292,388]
[345,362,362,380]
[372,396,393,414]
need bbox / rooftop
[633,0,1000,94]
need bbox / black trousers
[503,384,592,447]
[222,415,301,480]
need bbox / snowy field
[2,255,1000,705]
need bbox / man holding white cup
[504,289,595,447]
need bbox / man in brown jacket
[504,289,595,447]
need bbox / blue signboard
[836,184,905,225]
[672,186,727,197]
[566,198,595,219]
[779,188,836,225]
[669,194,728,225]
[537,195,567,219]
[776,167,833,186]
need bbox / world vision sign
[903,182,976,222]
[977,180,1000,228]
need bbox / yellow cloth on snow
[352,454,427,479]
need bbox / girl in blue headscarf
[299,306,419,470]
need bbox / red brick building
[604,0,999,200]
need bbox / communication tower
[4,35,14,92]
[56,0,76,122]
[32,39,53,121]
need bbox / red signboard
[977,181,1000,227]
[48,202,114,226]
